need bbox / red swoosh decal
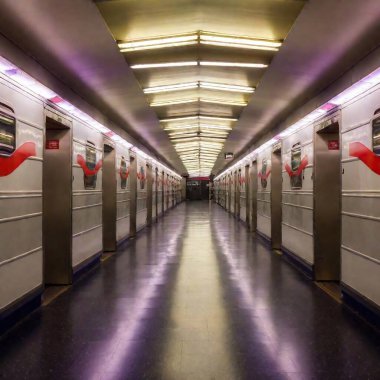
[77,154,103,176]
[349,142,380,175]
[284,155,309,177]
[258,169,271,180]
[0,142,36,177]
[120,166,130,180]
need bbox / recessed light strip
[144,83,198,94]
[118,33,198,52]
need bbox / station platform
[0,202,379,380]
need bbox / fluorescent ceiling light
[151,98,198,106]
[169,131,199,136]
[144,83,198,94]
[131,61,198,69]
[200,61,267,68]
[164,125,199,131]
[200,99,248,106]
[200,82,254,93]
[199,115,238,122]
[160,116,198,122]
[200,125,232,130]
[199,32,281,51]
[119,33,198,52]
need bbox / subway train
[0,64,184,333]
[214,72,380,324]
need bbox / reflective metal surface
[271,150,282,249]
[314,123,341,281]
[43,115,72,285]
[1,202,380,379]
[102,141,117,252]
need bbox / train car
[239,163,247,223]
[281,122,314,273]
[72,114,103,271]
[157,166,163,217]
[151,162,157,222]
[115,143,130,243]
[136,153,147,231]
[340,82,380,309]
[257,146,273,241]
[0,73,44,320]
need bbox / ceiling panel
[97,0,305,175]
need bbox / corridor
[0,202,379,380]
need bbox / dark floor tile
[0,202,379,380]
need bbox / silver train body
[215,81,380,314]
[0,71,184,327]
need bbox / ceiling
[0,0,378,176]
[96,0,306,176]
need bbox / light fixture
[118,33,198,52]
[151,99,198,106]
[200,82,254,93]
[131,61,198,69]
[160,116,199,122]
[199,32,281,51]
[164,125,199,131]
[200,61,267,68]
[144,83,198,94]
[199,125,232,131]
[169,131,199,136]
[199,115,238,122]
[200,99,248,106]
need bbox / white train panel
[239,165,246,222]
[341,82,380,309]
[116,144,130,242]
[136,154,147,230]
[281,126,314,263]
[72,123,103,268]
[257,148,272,239]
[0,76,44,312]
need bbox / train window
[0,102,16,157]
[84,142,97,189]
[372,109,380,155]
[260,158,268,189]
[291,142,302,189]
[120,156,127,189]
[139,165,145,190]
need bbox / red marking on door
[46,139,59,149]
[328,140,339,150]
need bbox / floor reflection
[0,202,379,380]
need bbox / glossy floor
[0,202,379,380]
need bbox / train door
[236,170,241,218]
[314,118,341,281]
[271,146,282,249]
[43,112,72,284]
[129,155,137,237]
[102,141,116,251]
[250,160,258,232]
[161,171,165,214]
[245,165,250,227]
[228,174,232,212]
[147,163,153,226]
